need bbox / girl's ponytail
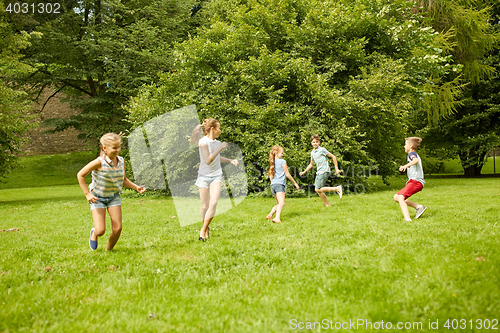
[190,119,219,145]
[268,145,282,180]
[190,124,203,145]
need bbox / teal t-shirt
[311,146,330,175]
[271,158,287,186]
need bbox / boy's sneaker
[404,218,412,222]
[89,228,98,250]
[415,205,427,219]
[338,185,343,199]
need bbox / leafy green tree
[127,0,460,191]
[0,2,36,180]
[412,0,498,123]
[421,1,500,176]
[7,0,198,142]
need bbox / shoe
[89,228,98,250]
[198,237,205,241]
[415,205,427,219]
[338,185,343,199]
[404,218,412,222]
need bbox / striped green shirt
[90,156,125,197]
[311,146,331,175]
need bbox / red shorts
[397,179,423,200]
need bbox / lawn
[1,155,499,332]
[442,156,500,175]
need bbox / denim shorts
[315,171,331,190]
[90,192,122,211]
[270,183,286,195]
[195,174,222,188]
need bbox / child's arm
[283,163,300,190]
[327,153,341,175]
[299,159,314,176]
[399,156,419,172]
[220,156,239,166]
[77,158,101,203]
[199,142,228,165]
[123,170,146,193]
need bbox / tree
[421,1,500,176]
[127,0,460,191]
[0,1,36,180]
[7,0,198,143]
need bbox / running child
[393,137,427,221]
[190,118,238,241]
[77,133,146,250]
[299,134,342,206]
[266,145,300,223]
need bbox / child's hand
[299,171,304,176]
[85,193,99,204]
[137,185,146,194]
[231,159,239,166]
[220,142,229,149]
[335,168,342,175]
[294,183,300,190]
[399,165,407,172]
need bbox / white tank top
[198,136,222,177]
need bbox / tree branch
[40,85,66,114]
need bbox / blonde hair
[100,133,123,157]
[190,118,220,145]
[405,136,422,150]
[268,145,283,179]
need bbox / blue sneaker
[89,228,98,250]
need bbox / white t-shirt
[198,136,223,177]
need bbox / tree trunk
[458,149,486,177]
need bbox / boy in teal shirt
[299,134,342,206]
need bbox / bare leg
[267,202,277,220]
[320,186,342,193]
[105,206,123,251]
[199,187,210,222]
[406,199,419,210]
[316,186,342,206]
[200,181,221,239]
[316,190,331,206]
[91,208,107,241]
[394,194,411,220]
[272,192,286,223]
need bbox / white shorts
[195,174,222,188]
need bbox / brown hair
[310,134,320,142]
[405,137,422,150]
[99,133,122,157]
[268,145,283,179]
[190,118,220,145]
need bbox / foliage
[0,1,36,180]
[420,0,500,176]
[413,0,499,123]
[421,81,500,176]
[6,0,199,143]
[127,0,461,191]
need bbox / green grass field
[1,154,499,332]
[442,156,500,175]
